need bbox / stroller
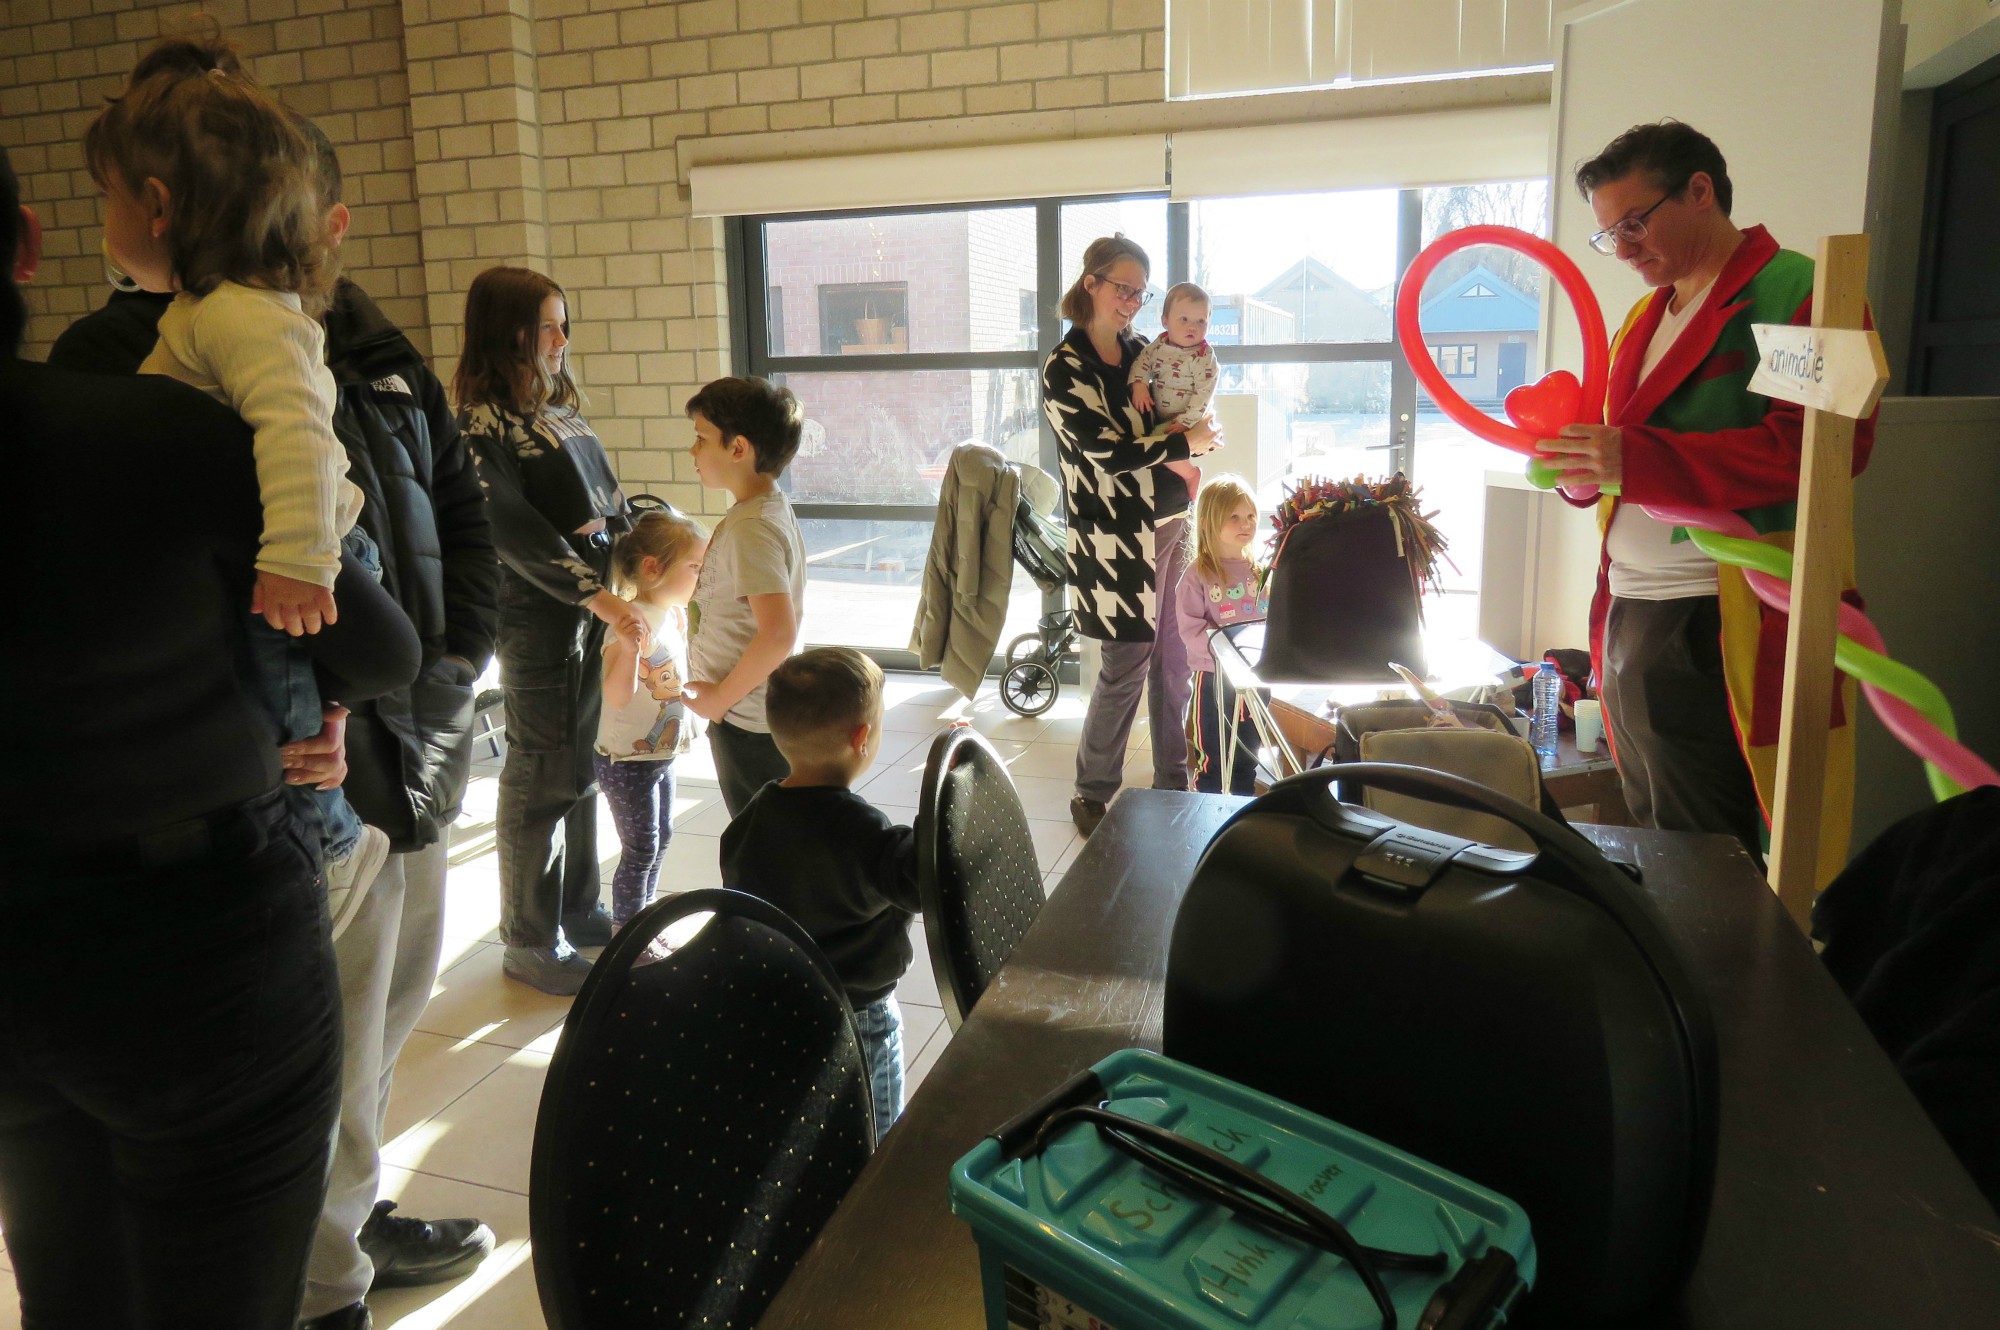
[995,471,1078,718]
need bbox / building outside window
[817,282,909,355]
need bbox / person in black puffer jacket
[302,124,502,1326]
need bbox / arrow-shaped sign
[1748,322,1890,420]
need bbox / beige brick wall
[1,0,429,360]
[4,0,1547,520]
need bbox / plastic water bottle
[1529,661,1561,764]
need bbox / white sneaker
[325,825,390,941]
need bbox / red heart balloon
[1504,370,1585,441]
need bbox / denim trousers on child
[850,994,905,1146]
[708,719,790,818]
[1190,669,1259,795]
[592,753,676,926]
[248,528,383,864]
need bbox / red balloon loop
[1393,225,1612,458]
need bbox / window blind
[689,135,1169,219]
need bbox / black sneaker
[560,906,615,948]
[299,1304,370,1330]
[358,1200,496,1289]
[1070,795,1108,837]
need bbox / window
[1432,344,1478,377]
[730,178,1551,663]
[818,282,908,354]
[736,204,1054,662]
[1409,179,1551,626]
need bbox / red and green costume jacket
[1576,225,1877,877]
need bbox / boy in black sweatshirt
[718,647,918,1143]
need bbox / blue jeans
[851,994,905,1145]
[593,753,676,926]
[247,530,380,864]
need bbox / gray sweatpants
[1074,515,1192,803]
[301,838,452,1318]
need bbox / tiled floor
[0,673,1145,1329]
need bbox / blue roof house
[1415,264,1541,407]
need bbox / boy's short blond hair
[764,647,884,766]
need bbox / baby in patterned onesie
[1129,282,1219,499]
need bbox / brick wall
[4,0,1547,521]
[1,0,428,358]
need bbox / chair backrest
[916,726,1046,1029]
[530,889,875,1330]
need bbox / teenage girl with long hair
[454,265,644,994]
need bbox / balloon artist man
[1539,120,1877,871]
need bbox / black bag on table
[1163,764,1718,1328]
[1256,503,1426,683]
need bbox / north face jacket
[323,279,499,848]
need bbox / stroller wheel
[1003,632,1046,667]
[1000,659,1060,717]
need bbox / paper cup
[1574,699,1605,753]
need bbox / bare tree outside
[1419,180,1552,297]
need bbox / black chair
[915,725,1045,1029]
[530,889,875,1330]
[1814,788,2000,1211]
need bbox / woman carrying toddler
[86,37,409,934]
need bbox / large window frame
[726,191,1430,668]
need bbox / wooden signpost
[1752,233,1891,929]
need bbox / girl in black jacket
[454,265,642,995]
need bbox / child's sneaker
[326,824,390,941]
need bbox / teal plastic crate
[948,1049,1535,1330]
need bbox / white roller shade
[1169,0,1553,99]
[690,134,1168,219]
[1170,104,1550,200]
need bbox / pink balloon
[1647,505,2000,791]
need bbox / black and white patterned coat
[1042,325,1193,643]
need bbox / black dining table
[754,790,2000,1329]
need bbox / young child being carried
[1178,475,1269,795]
[683,377,808,816]
[719,648,919,1145]
[87,39,388,930]
[1129,281,1220,500]
[595,509,708,930]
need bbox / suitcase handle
[1293,763,1664,934]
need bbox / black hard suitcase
[1163,764,1719,1327]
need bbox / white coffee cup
[1573,699,1605,753]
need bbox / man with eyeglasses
[1538,120,1876,871]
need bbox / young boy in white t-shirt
[683,377,808,815]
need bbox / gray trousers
[1600,594,1765,857]
[301,838,451,1318]
[1075,515,1192,803]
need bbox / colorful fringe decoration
[1267,472,1455,599]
